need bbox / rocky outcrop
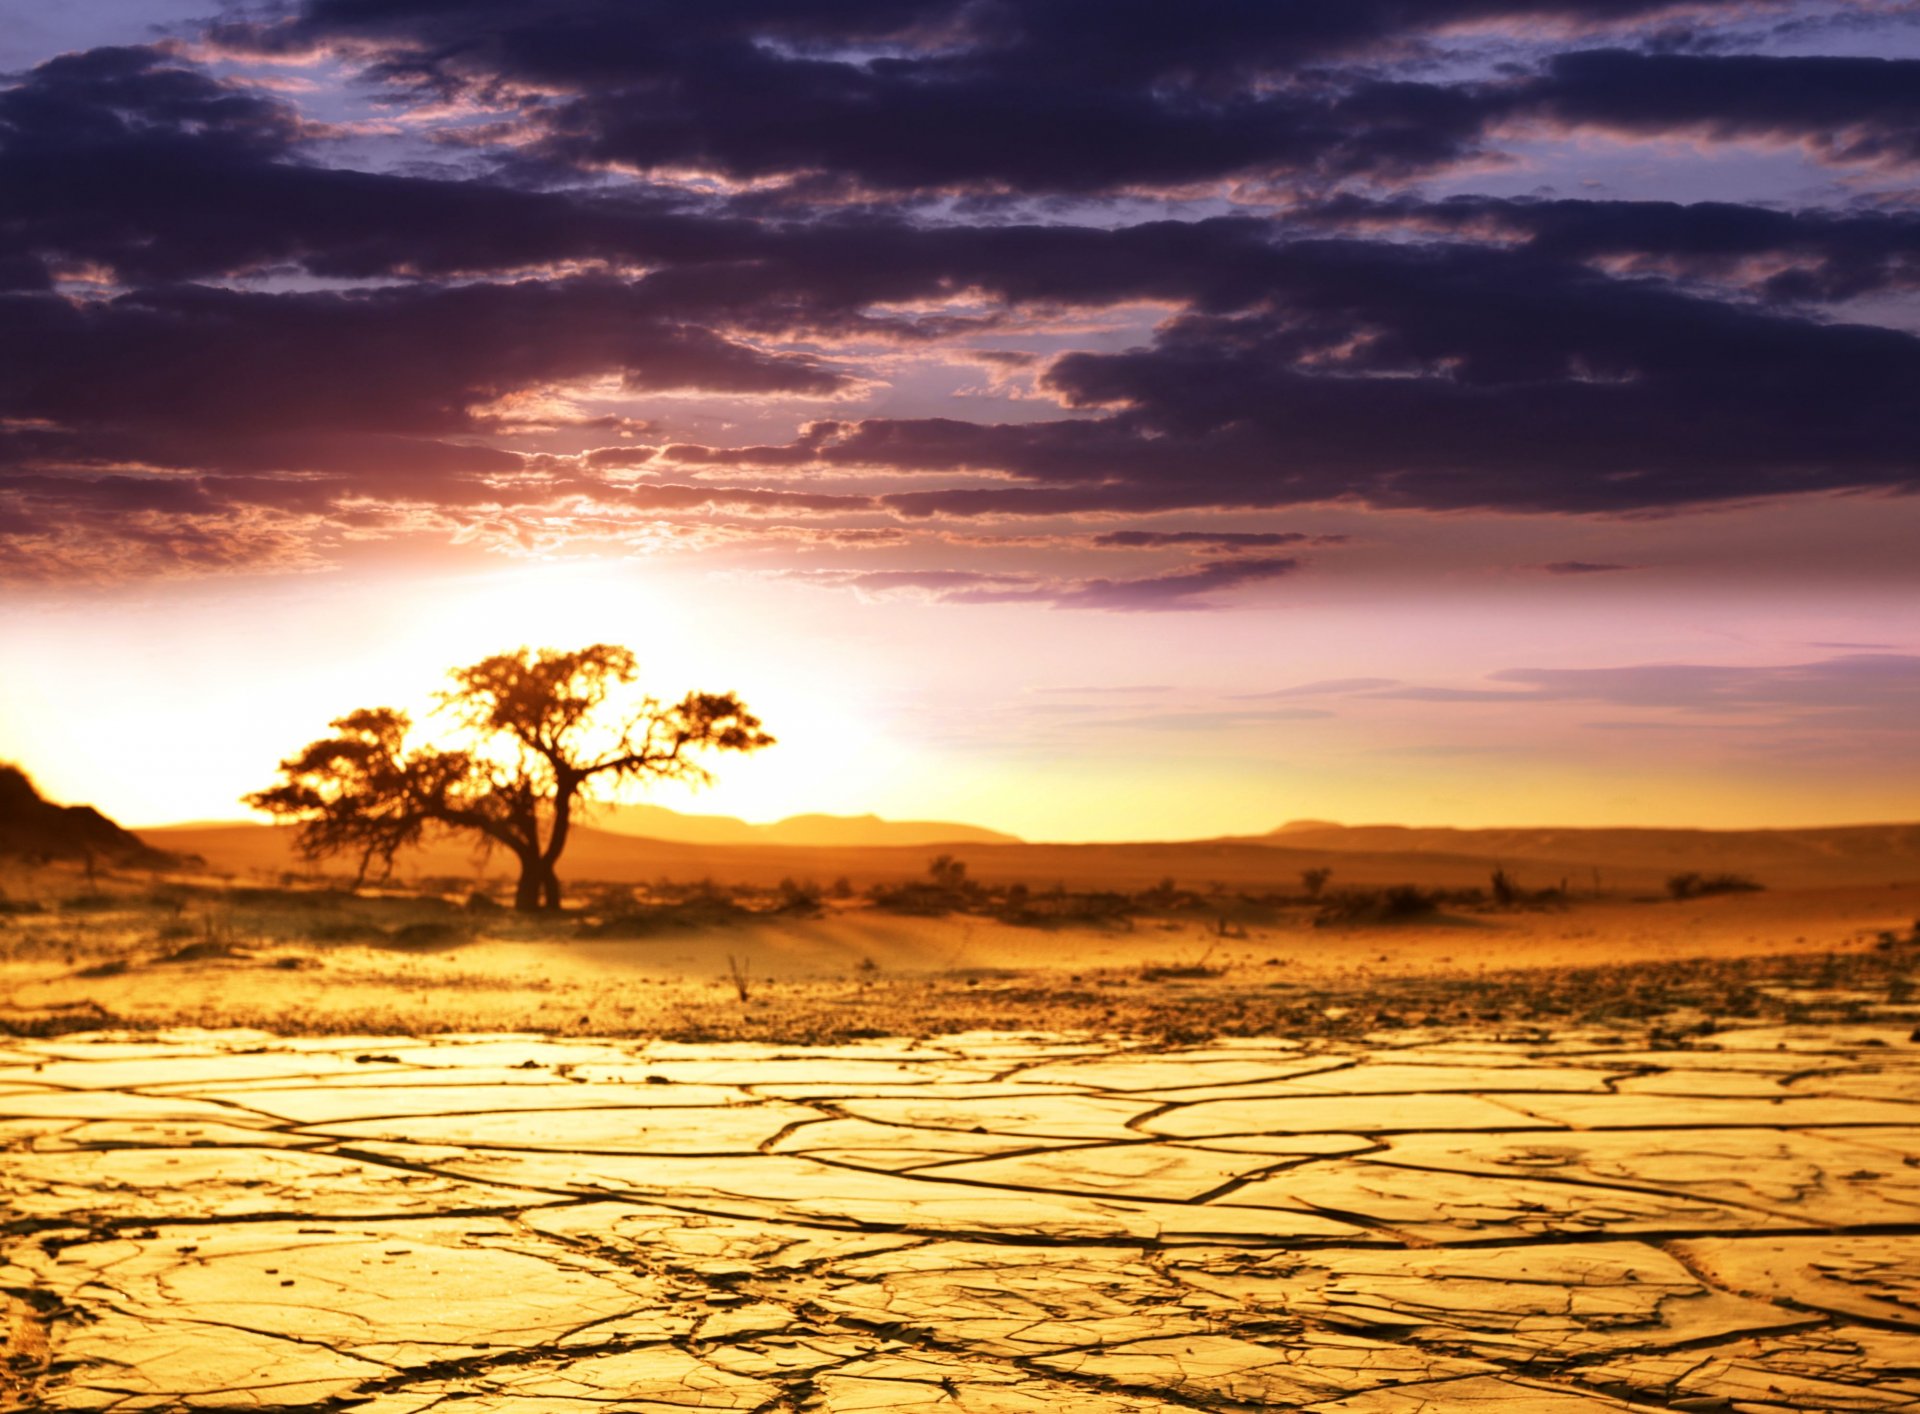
[0,764,183,867]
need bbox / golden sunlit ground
[5,853,1919,1413]
[3,856,1917,1039]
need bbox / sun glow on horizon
[0,559,924,832]
[4,552,1919,843]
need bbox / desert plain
[4,814,1919,1413]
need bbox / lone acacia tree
[247,645,774,911]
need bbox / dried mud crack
[4,1017,1919,1412]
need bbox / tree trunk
[512,853,543,912]
[536,783,576,912]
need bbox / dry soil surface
[5,1022,1920,1412]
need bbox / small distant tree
[1300,867,1333,900]
[928,854,968,891]
[247,645,774,912]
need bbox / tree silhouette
[247,645,773,911]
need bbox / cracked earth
[5,1025,1919,1412]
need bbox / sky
[2,0,1918,841]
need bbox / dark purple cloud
[3,3,1918,588]
[203,2,1920,198]
[1090,530,1337,552]
[1308,195,1920,302]
[200,1,1695,194]
[1512,49,1920,168]
[690,239,1920,515]
[0,277,848,492]
[790,553,1301,611]
[944,554,1301,611]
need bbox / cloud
[787,553,1300,612]
[1309,195,1920,302]
[1034,684,1175,695]
[784,568,1019,596]
[1349,654,1920,730]
[691,238,1920,516]
[8,5,1920,588]
[1091,530,1341,552]
[205,0,1684,195]
[1511,49,1920,170]
[944,555,1301,611]
[193,9,1920,211]
[0,278,853,499]
[1237,677,1401,700]
[1485,653,1920,718]
[1538,560,1638,574]
[1077,705,1335,732]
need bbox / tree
[247,645,774,911]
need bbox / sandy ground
[1,862,1916,1039]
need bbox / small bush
[1667,872,1764,901]
[777,877,824,915]
[1383,885,1437,917]
[1315,885,1440,926]
[868,858,983,916]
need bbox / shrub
[1383,884,1437,917]
[928,854,969,890]
[1314,884,1440,926]
[777,877,824,915]
[1668,872,1764,901]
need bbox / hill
[1246,821,1920,889]
[0,765,185,868]
[139,814,1920,897]
[581,802,1019,847]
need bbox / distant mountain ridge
[1251,819,1920,883]
[0,764,184,867]
[583,802,1020,847]
[138,811,1920,894]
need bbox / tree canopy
[247,645,774,910]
